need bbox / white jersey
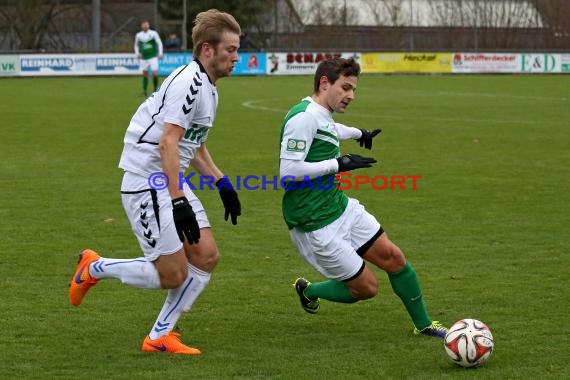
[119,60,218,177]
[134,29,163,59]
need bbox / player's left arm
[191,144,224,181]
[192,144,241,225]
[335,122,381,149]
[334,122,361,140]
[154,31,164,58]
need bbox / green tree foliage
[0,0,82,51]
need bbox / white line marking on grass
[433,90,568,102]
[351,112,542,126]
[357,88,568,102]
[241,100,284,113]
[241,99,567,126]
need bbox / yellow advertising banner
[362,53,452,73]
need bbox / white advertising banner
[452,53,520,73]
[19,54,140,76]
[5,52,568,76]
[0,55,19,76]
[519,53,561,73]
[266,52,361,75]
[452,53,565,73]
[561,54,570,73]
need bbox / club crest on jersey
[286,139,306,152]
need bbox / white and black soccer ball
[444,319,494,368]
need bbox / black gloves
[337,154,377,172]
[356,129,382,150]
[172,196,200,244]
[335,129,380,172]
[216,178,241,225]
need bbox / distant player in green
[279,57,448,338]
[134,20,163,96]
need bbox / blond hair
[192,9,241,58]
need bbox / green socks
[388,262,432,330]
[143,76,158,95]
[302,262,432,329]
[142,76,148,95]
[305,280,358,304]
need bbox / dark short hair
[313,58,360,93]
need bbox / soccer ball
[444,319,494,368]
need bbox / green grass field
[0,73,568,379]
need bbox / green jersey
[134,30,163,60]
[279,97,348,232]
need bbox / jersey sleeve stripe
[182,72,203,115]
[315,129,339,142]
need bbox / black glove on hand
[337,154,377,172]
[356,129,382,150]
[216,178,241,225]
[172,196,200,244]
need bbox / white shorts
[139,57,159,72]
[289,198,383,282]
[121,171,210,261]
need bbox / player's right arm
[279,112,377,179]
[159,123,185,199]
[134,32,141,58]
[279,113,338,181]
[160,122,200,244]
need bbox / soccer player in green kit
[134,20,163,96]
[279,57,448,338]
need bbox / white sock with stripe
[148,263,211,340]
[89,257,161,289]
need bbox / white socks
[89,257,161,289]
[148,263,211,340]
[87,257,211,340]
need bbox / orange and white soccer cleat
[69,249,100,306]
[142,332,202,355]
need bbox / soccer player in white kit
[134,20,163,96]
[280,58,448,338]
[69,10,242,354]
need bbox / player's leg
[144,186,217,353]
[147,229,218,340]
[363,231,447,338]
[140,59,150,96]
[139,244,203,354]
[142,71,149,96]
[150,57,160,91]
[344,266,378,299]
[152,71,159,91]
[301,264,377,302]
[141,247,205,354]
[115,174,206,354]
[85,242,187,290]
[85,248,186,289]
[69,172,186,306]
[344,197,432,330]
[141,247,210,354]
[70,244,201,354]
[291,200,378,312]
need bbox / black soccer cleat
[293,278,320,314]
